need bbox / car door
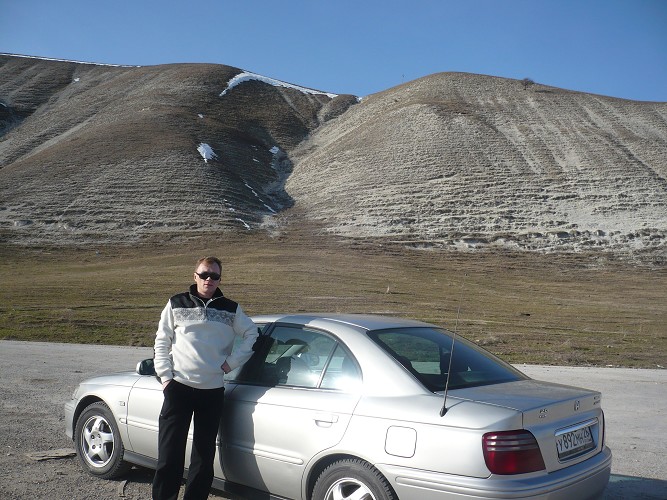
[125,374,162,458]
[126,374,232,481]
[221,323,362,499]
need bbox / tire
[312,459,397,500]
[74,401,131,479]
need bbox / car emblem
[574,400,580,411]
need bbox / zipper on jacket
[190,293,224,320]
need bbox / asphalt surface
[517,364,666,499]
[0,341,665,499]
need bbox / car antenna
[440,273,467,417]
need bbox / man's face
[193,262,222,299]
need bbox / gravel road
[1,341,665,499]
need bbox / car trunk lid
[450,379,604,472]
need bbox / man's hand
[221,361,231,374]
[162,380,171,390]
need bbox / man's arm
[153,300,175,385]
[225,305,259,371]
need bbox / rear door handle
[314,412,339,427]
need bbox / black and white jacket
[154,285,258,389]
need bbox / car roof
[251,313,436,332]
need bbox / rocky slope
[0,54,356,244]
[288,73,667,257]
[1,54,665,259]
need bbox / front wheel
[312,459,397,500]
[74,401,130,479]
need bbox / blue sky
[1,0,666,101]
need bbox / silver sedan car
[65,314,611,499]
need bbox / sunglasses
[196,272,221,281]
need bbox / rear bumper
[381,446,612,499]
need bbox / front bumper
[64,400,76,440]
[381,446,612,499]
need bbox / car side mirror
[136,358,156,376]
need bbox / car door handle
[314,412,339,427]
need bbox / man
[152,256,258,500]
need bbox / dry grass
[1,231,665,369]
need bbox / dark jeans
[152,381,225,500]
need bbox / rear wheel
[74,401,130,479]
[312,459,396,500]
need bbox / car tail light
[482,430,546,475]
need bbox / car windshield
[367,327,527,391]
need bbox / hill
[288,73,667,258]
[1,54,666,261]
[0,54,356,244]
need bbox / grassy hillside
[1,231,664,368]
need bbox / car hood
[79,371,142,388]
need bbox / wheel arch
[73,397,132,479]
[69,395,106,439]
[305,453,393,500]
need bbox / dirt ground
[0,341,230,500]
[1,341,665,500]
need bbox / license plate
[556,424,594,460]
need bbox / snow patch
[220,71,337,98]
[269,146,283,171]
[244,181,277,214]
[197,143,218,163]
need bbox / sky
[1,0,666,102]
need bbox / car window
[230,324,361,390]
[256,322,271,334]
[319,344,362,391]
[367,327,526,391]
[230,323,269,349]
[225,323,269,379]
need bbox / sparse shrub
[521,78,535,90]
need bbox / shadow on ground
[118,469,666,499]
[604,474,667,499]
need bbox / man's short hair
[195,256,222,273]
